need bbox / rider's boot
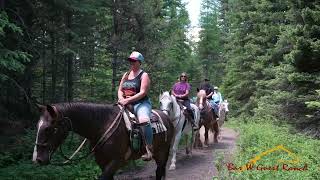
[189,109,198,130]
[213,106,219,120]
[140,123,153,161]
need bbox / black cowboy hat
[204,78,210,81]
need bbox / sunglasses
[180,76,186,77]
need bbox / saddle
[176,99,196,127]
[122,106,167,152]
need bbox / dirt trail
[115,127,239,180]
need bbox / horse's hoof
[187,153,192,158]
[169,164,176,170]
[186,149,190,155]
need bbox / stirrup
[141,153,152,161]
[141,145,153,161]
[193,125,199,130]
[190,120,198,130]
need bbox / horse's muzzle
[34,157,49,165]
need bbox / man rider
[199,78,216,117]
[212,86,223,118]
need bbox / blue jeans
[133,99,152,120]
[209,100,219,115]
[133,99,152,145]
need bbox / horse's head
[196,89,207,114]
[220,100,229,113]
[159,91,173,116]
[223,100,229,116]
[32,104,70,165]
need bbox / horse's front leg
[213,122,219,143]
[190,129,195,154]
[193,130,202,148]
[169,129,182,170]
[186,129,194,156]
[99,160,124,180]
[204,126,209,147]
[185,133,191,156]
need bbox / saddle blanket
[123,109,167,134]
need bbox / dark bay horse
[32,103,173,180]
[195,90,219,147]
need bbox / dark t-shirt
[199,82,214,98]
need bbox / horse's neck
[200,97,210,110]
[171,96,181,115]
[65,109,110,140]
[220,105,226,114]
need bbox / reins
[51,105,125,165]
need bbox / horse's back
[152,109,174,132]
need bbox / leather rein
[42,105,125,165]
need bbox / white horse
[217,100,229,140]
[159,91,200,170]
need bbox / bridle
[159,95,173,115]
[160,94,184,126]
[36,106,125,165]
[35,116,72,160]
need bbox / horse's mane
[54,102,116,122]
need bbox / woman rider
[171,72,197,128]
[118,51,153,161]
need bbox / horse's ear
[196,88,199,92]
[46,105,58,119]
[36,104,46,113]
[169,90,171,95]
[159,89,163,97]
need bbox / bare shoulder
[141,72,149,78]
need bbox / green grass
[218,118,320,180]
[0,129,145,180]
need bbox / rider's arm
[179,89,190,99]
[117,73,127,100]
[172,91,178,97]
[123,73,150,104]
[219,93,223,103]
[172,84,179,97]
[206,91,213,99]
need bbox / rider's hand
[118,98,129,106]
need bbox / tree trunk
[50,32,57,103]
[42,42,46,104]
[111,1,119,101]
[65,10,73,102]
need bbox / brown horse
[32,103,173,180]
[194,90,219,147]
